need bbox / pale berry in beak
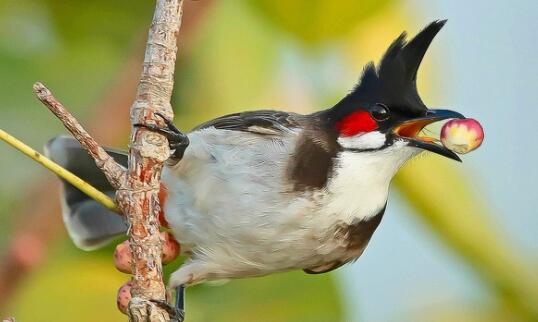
[441,118,484,154]
[116,280,133,314]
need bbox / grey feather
[192,110,300,135]
[44,136,128,250]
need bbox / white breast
[321,140,420,223]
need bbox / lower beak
[392,109,465,162]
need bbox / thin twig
[0,46,144,311]
[0,128,118,211]
[33,82,126,189]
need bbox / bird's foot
[150,299,185,322]
[134,113,189,164]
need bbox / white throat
[322,141,419,223]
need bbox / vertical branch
[115,0,184,320]
[0,1,214,311]
[32,1,184,321]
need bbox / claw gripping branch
[30,1,185,321]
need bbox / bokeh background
[1,1,537,321]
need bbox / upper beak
[392,109,465,162]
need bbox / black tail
[45,136,128,250]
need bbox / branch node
[128,298,169,322]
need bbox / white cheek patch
[337,131,386,150]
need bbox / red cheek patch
[336,110,378,136]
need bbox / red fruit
[117,280,133,314]
[441,118,484,154]
[161,232,180,264]
[114,240,132,274]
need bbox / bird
[45,20,464,320]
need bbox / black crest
[330,20,447,118]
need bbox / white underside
[162,128,420,286]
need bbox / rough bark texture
[118,0,184,321]
[32,0,184,321]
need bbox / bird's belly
[163,188,368,275]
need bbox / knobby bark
[0,0,213,310]
[118,0,183,320]
[33,0,185,321]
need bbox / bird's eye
[371,103,390,121]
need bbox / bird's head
[325,20,464,162]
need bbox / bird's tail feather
[45,136,128,250]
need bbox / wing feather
[193,110,300,135]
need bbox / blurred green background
[0,1,537,321]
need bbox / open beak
[392,109,465,162]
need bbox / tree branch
[33,82,126,189]
[31,0,184,321]
[117,0,184,321]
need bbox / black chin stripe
[342,147,383,153]
[341,141,394,153]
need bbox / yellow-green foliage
[396,156,538,320]
[1,1,536,321]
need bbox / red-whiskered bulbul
[45,20,465,320]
